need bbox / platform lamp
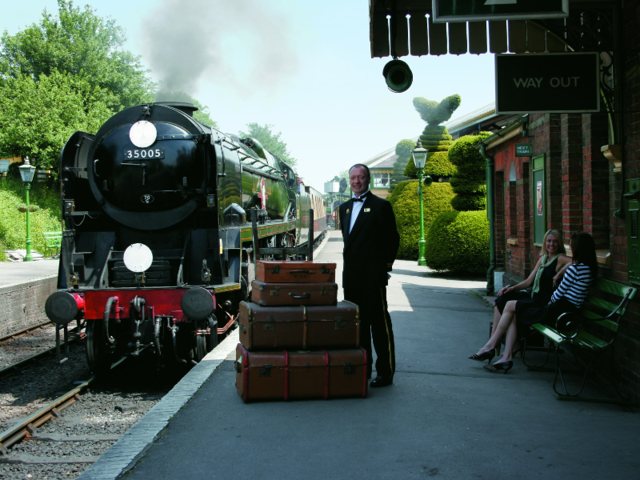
[19,157,37,262]
[412,141,428,266]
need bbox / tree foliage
[0,0,154,111]
[0,71,113,174]
[239,123,297,166]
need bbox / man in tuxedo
[338,164,400,388]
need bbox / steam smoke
[141,0,299,99]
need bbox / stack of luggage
[235,260,368,402]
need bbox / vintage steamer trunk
[235,344,368,402]
[238,300,359,350]
[251,280,338,306]
[256,260,336,283]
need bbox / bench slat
[571,330,609,351]
[593,277,637,300]
[531,323,566,345]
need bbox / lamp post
[18,157,37,262]
[412,141,428,266]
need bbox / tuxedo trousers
[343,287,395,378]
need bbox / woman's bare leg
[475,301,517,355]
[492,307,501,355]
[496,319,518,363]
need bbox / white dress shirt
[349,190,370,233]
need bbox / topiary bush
[404,95,461,180]
[389,139,415,193]
[425,210,490,274]
[448,132,492,211]
[389,180,455,260]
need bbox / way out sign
[495,52,600,114]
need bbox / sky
[2,0,496,192]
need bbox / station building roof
[369,0,614,59]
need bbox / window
[373,172,390,188]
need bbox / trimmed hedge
[425,210,490,274]
[389,180,455,260]
[448,132,491,212]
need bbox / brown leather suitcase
[251,280,338,306]
[256,260,336,283]
[235,343,368,402]
[238,300,359,350]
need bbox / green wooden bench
[522,277,637,400]
[42,231,62,258]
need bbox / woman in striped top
[541,231,597,328]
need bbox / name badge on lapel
[364,208,371,212]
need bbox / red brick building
[369,0,640,397]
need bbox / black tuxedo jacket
[339,193,400,290]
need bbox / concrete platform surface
[0,257,59,287]
[80,231,640,480]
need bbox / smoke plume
[141,0,299,99]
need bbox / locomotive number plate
[124,148,165,160]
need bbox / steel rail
[0,322,53,343]
[0,356,126,455]
[0,327,84,378]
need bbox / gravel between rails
[0,327,183,479]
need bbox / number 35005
[124,148,165,159]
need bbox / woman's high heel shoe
[483,360,513,374]
[468,349,495,363]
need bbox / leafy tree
[239,123,297,167]
[0,0,154,111]
[154,91,218,128]
[0,71,113,175]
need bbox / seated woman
[514,231,597,354]
[468,229,571,371]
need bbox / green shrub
[405,151,457,178]
[425,210,490,274]
[0,180,62,259]
[448,133,492,212]
[389,139,415,192]
[389,180,455,260]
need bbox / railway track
[0,354,175,479]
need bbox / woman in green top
[468,229,571,373]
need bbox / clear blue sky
[2,0,496,191]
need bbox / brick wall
[0,276,57,338]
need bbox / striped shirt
[551,263,594,307]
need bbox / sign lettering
[496,53,600,114]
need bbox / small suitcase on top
[235,343,368,402]
[238,300,359,351]
[256,260,336,283]
[251,280,338,307]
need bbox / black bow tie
[352,195,367,203]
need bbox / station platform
[80,231,640,480]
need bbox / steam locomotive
[44,102,326,373]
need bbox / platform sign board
[432,0,569,22]
[495,52,600,114]
[515,143,532,157]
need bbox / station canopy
[369,0,614,58]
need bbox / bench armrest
[555,311,580,339]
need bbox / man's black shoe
[370,376,393,388]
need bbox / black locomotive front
[49,103,238,372]
[47,102,317,373]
